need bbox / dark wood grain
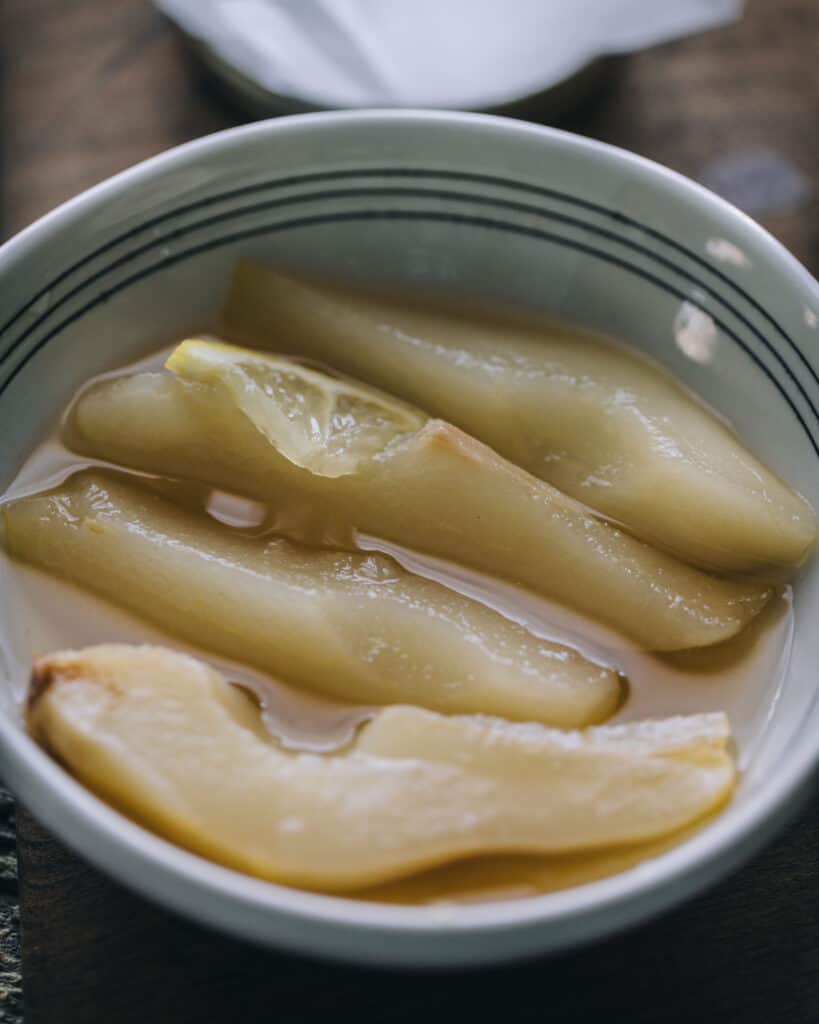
[3,1,819,1021]
[1,0,242,240]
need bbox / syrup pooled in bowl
[1,272,809,902]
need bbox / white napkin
[158,0,742,110]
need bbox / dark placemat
[3,1,819,1021]
[0,794,20,1024]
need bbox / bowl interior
[1,112,818,964]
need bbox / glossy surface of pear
[4,471,621,725]
[225,263,815,575]
[27,644,736,890]
[69,359,772,651]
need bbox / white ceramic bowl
[1,111,819,968]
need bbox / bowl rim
[2,108,819,966]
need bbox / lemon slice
[166,338,426,477]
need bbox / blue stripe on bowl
[2,168,813,394]
[1,177,816,456]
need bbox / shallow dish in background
[181,34,616,124]
[0,111,818,967]
[156,0,740,118]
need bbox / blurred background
[1,2,819,1022]
[4,0,818,265]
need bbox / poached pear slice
[224,263,816,575]
[68,348,772,650]
[27,644,736,890]
[3,470,622,727]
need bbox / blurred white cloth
[157,0,742,110]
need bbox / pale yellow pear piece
[68,345,772,650]
[224,262,816,575]
[27,644,736,890]
[3,470,622,726]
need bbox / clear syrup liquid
[0,342,793,904]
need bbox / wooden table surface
[3,2,819,1021]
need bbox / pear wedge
[3,470,622,726]
[67,346,772,650]
[27,644,736,890]
[224,263,815,575]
